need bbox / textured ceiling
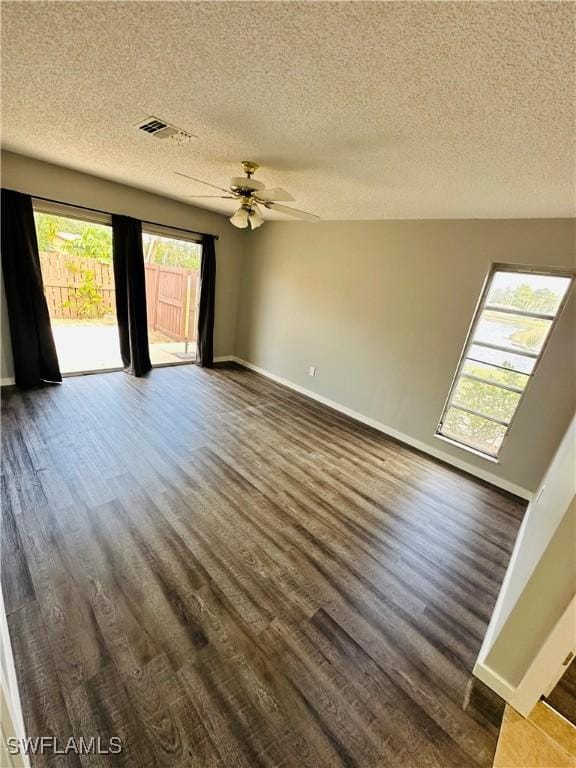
[1,1,575,220]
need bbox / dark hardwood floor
[546,659,576,726]
[1,364,526,767]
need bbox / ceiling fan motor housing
[230,176,265,194]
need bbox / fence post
[147,264,159,330]
[184,273,193,354]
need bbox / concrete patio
[51,321,196,374]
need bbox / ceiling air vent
[135,116,195,144]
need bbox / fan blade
[265,203,319,221]
[254,188,294,202]
[174,171,230,194]
[183,195,235,199]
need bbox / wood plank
[7,602,81,767]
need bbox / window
[436,265,574,460]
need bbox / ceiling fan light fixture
[176,161,319,228]
[230,206,250,228]
[249,207,264,229]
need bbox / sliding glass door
[142,226,202,366]
[34,204,122,374]
[34,202,203,375]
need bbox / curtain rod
[28,192,220,240]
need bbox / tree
[34,212,112,263]
[35,213,201,270]
[35,213,60,252]
[445,361,526,453]
[62,262,106,319]
[143,234,200,269]
[489,283,559,314]
[66,226,112,261]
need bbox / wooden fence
[144,263,199,342]
[40,252,115,320]
[40,252,199,342]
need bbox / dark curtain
[1,189,62,387]
[196,234,216,367]
[112,214,151,376]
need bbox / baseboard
[473,661,517,704]
[231,356,532,501]
[213,356,235,363]
[0,377,15,386]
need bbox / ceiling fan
[175,161,319,229]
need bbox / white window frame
[32,199,112,226]
[435,263,575,462]
[141,222,202,245]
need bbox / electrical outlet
[309,366,316,377]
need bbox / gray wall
[477,416,576,663]
[235,220,576,493]
[476,415,575,690]
[485,496,575,687]
[0,151,245,380]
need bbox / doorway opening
[143,226,201,366]
[34,205,122,374]
[544,654,576,726]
